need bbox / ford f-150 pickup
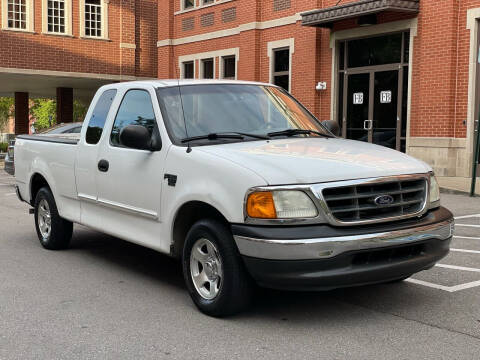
[14,80,454,316]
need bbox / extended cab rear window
[86,89,117,144]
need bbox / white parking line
[405,263,480,292]
[455,224,480,228]
[405,278,452,291]
[406,279,480,292]
[435,264,480,273]
[454,235,480,240]
[4,192,16,196]
[454,214,480,220]
[450,248,480,254]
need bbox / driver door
[94,87,168,248]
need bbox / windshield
[156,84,330,145]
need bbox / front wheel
[34,187,73,250]
[182,219,253,317]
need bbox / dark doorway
[337,31,410,151]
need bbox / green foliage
[0,97,14,132]
[0,142,8,152]
[31,99,56,130]
[73,100,88,122]
[30,98,88,131]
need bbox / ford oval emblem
[374,195,394,206]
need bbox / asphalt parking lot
[0,171,479,359]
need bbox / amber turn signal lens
[247,192,277,219]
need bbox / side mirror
[119,125,161,151]
[322,120,340,137]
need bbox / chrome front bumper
[234,218,454,261]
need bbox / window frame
[220,55,236,80]
[182,0,195,11]
[79,0,109,40]
[182,61,195,79]
[268,38,295,92]
[178,48,239,80]
[42,0,72,36]
[109,89,159,150]
[200,58,215,79]
[1,0,34,32]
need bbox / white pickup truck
[14,80,454,316]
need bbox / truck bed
[16,134,80,145]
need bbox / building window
[84,0,102,37]
[183,61,194,79]
[272,48,290,91]
[47,0,65,33]
[2,0,33,31]
[183,0,194,10]
[7,0,26,29]
[201,58,214,79]
[79,0,107,39]
[202,0,213,4]
[222,56,236,79]
[42,0,71,35]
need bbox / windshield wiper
[181,132,269,143]
[267,129,333,138]
[181,133,244,143]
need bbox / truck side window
[110,90,158,147]
[85,89,117,145]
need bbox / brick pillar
[14,92,29,135]
[56,87,73,123]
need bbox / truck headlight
[429,174,440,207]
[246,190,318,219]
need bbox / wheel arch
[29,172,51,205]
[170,201,230,259]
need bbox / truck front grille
[321,177,427,224]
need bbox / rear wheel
[182,219,253,317]
[34,187,73,250]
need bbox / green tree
[30,98,89,131]
[0,97,14,132]
[31,99,56,130]
[73,100,88,122]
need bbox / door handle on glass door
[364,120,373,130]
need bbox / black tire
[34,187,73,250]
[182,219,253,317]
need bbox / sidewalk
[438,176,480,196]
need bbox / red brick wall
[158,0,477,141]
[0,0,157,78]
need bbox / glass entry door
[346,73,371,143]
[372,70,399,149]
[338,31,410,151]
[344,70,400,149]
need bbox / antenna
[174,53,192,153]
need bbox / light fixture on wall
[357,14,377,26]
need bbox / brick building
[0,0,157,133]
[1,0,480,179]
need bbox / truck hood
[197,138,431,185]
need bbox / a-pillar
[14,92,29,135]
[56,87,73,123]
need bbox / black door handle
[98,159,109,172]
